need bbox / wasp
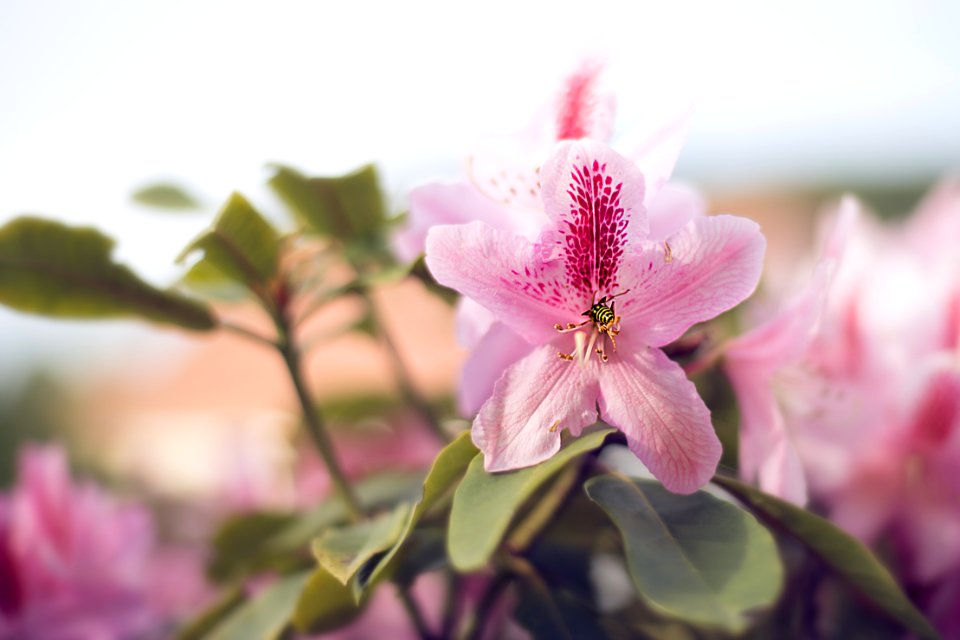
[554,289,630,363]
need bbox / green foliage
[207,472,424,585]
[206,572,309,640]
[312,502,411,586]
[513,569,609,640]
[0,217,215,329]
[585,474,784,634]
[268,164,386,243]
[267,164,394,271]
[207,513,298,583]
[292,566,366,634]
[175,588,245,640]
[712,475,940,639]
[131,182,202,209]
[361,432,479,592]
[178,193,280,294]
[447,428,615,572]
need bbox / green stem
[362,291,451,443]
[441,570,460,640]
[506,463,581,553]
[458,573,511,640]
[398,588,437,640]
[276,320,364,523]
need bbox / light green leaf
[178,258,251,301]
[312,502,411,585]
[175,587,245,640]
[361,432,478,593]
[178,193,279,289]
[132,182,202,209]
[585,474,783,634]
[291,566,365,634]
[0,217,214,330]
[268,164,386,242]
[712,475,940,639]
[207,572,309,640]
[448,428,615,572]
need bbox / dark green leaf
[515,580,608,640]
[448,428,615,572]
[361,432,478,592]
[291,566,365,634]
[712,475,940,639]
[585,474,783,633]
[208,513,297,583]
[268,164,386,242]
[312,502,411,585]
[207,572,309,640]
[0,217,214,329]
[175,587,245,640]
[178,193,279,289]
[132,182,202,209]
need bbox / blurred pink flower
[427,139,764,493]
[0,445,206,639]
[726,178,960,632]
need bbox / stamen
[548,419,561,433]
[557,352,575,361]
[664,242,673,263]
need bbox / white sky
[0,0,958,379]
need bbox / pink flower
[0,445,203,639]
[724,200,858,504]
[726,179,960,632]
[426,139,765,493]
[396,61,705,418]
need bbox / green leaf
[207,572,309,640]
[208,472,424,585]
[291,566,365,634]
[448,428,615,572]
[514,578,608,640]
[178,193,279,289]
[208,512,297,583]
[268,164,386,242]
[132,182,202,209]
[584,474,783,634]
[361,432,479,592]
[178,258,251,301]
[712,475,940,640]
[312,502,411,585]
[175,587,246,640]
[0,217,215,330]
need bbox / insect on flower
[426,139,765,493]
[555,289,630,362]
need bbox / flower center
[553,289,630,364]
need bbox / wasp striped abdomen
[587,303,615,326]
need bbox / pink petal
[618,215,765,347]
[466,142,549,213]
[646,182,705,242]
[473,344,600,471]
[392,182,546,263]
[454,298,496,349]
[597,344,721,494]
[458,323,535,416]
[623,109,692,207]
[425,221,582,344]
[540,140,648,300]
[553,59,616,142]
